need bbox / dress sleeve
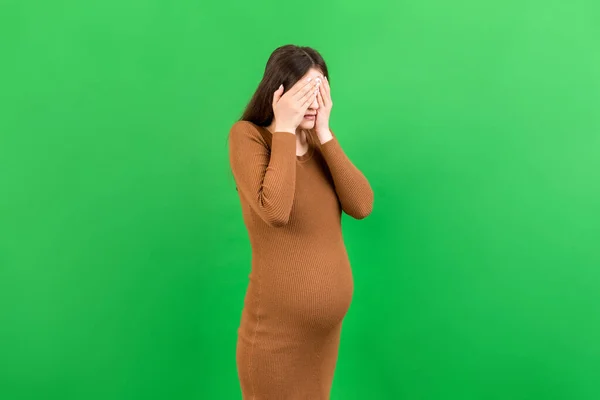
[319,133,374,219]
[228,121,297,227]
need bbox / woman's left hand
[315,76,334,143]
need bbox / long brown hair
[239,45,329,146]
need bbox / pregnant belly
[260,255,354,331]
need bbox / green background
[1,0,599,399]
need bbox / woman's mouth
[304,115,316,120]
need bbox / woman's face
[297,68,324,130]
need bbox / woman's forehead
[303,68,324,80]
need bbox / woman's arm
[313,76,373,219]
[319,131,374,219]
[229,121,297,227]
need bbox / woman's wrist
[317,128,334,144]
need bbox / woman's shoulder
[230,120,268,136]
[230,120,258,135]
[229,120,270,146]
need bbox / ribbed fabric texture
[229,120,374,400]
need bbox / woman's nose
[310,96,319,109]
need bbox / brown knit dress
[228,121,374,400]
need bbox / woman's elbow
[263,210,291,227]
[346,196,374,220]
[351,205,373,220]
[267,216,290,227]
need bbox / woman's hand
[272,78,319,134]
[315,76,333,143]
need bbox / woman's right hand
[272,78,320,134]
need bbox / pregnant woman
[228,44,374,399]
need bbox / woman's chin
[299,120,315,130]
